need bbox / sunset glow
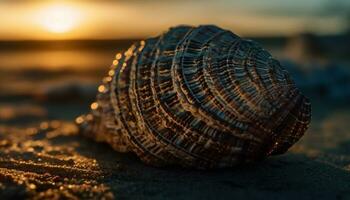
[0,0,348,40]
[36,4,81,33]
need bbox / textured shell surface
[76,25,311,169]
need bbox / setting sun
[37,4,80,33]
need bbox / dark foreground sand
[0,102,349,200]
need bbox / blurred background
[1,1,350,198]
[0,0,349,124]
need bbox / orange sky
[0,0,348,40]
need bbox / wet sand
[0,102,349,200]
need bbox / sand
[0,101,349,200]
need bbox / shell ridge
[152,28,250,166]
[78,25,312,169]
[205,39,269,138]
[135,34,211,165]
[148,33,207,164]
[175,27,250,133]
[116,42,169,165]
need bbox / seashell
[76,25,311,169]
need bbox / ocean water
[0,41,133,102]
[0,49,112,70]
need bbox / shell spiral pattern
[76,25,311,169]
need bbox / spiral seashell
[76,25,311,169]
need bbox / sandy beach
[0,99,349,199]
